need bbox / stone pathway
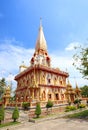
[1,108,88,130]
[1,118,88,130]
[18,110,29,123]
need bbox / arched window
[47,74,51,85]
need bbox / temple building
[15,23,80,107]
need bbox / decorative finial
[74,77,78,88]
[66,68,68,72]
[74,76,77,85]
[22,61,24,64]
[40,17,42,26]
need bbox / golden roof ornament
[75,82,81,92]
[67,79,72,88]
[19,61,26,68]
[19,61,28,73]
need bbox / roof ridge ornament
[74,76,79,89]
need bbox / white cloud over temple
[0,38,88,89]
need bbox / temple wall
[29,105,67,118]
[39,70,66,86]
[15,67,68,106]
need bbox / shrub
[78,104,86,109]
[73,99,81,104]
[0,105,5,125]
[46,100,53,108]
[65,106,76,112]
[12,106,19,122]
[22,102,30,110]
[35,103,41,118]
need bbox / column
[32,89,34,100]
[39,88,42,101]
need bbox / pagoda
[65,80,82,103]
[75,83,81,98]
[15,22,69,107]
[3,85,11,107]
[65,79,75,102]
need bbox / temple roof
[15,65,69,80]
[35,23,47,52]
[67,79,72,88]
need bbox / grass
[33,116,44,120]
[33,114,56,120]
[33,111,65,120]
[33,114,55,120]
[66,110,88,119]
[0,121,20,128]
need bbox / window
[47,73,51,84]
[48,79,51,84]
[48,94,52,99]
[55,94,59,100]
[60,80,62,85]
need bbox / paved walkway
[1,108,88,130]
[1,118,88,130]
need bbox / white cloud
[65,42,82,51]
[50,52,88,87]
[6,73,15,82]
[51,54,73,69]
[0,38,34,78]
[0,39,87,90]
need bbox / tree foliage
[73,99,81,104]
[12,106,19,122]
[35,103,41,118]
[46,100,53,108]
[22,102,30,110]
[46,100,53,115]
[0,105,5,125]
[80,85,88,97]
[0,78,6,99]
[73,47,88,79]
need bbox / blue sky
[0,0,88,89]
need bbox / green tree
[35,103,41,118]
[12,106,19,122]
[74,99,81,104]
[0,105,5,125]
[22,102,30,110]
[46,100,53,109]
[46,100,53,114]
[74,99,81,108]
[0,78,6,99]
[10,94,16,103]
[73,47,88,79]
[80,85,88,97]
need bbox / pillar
[32,89,34,100]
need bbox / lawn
[66,110,88,119]
[0,121,20,128]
